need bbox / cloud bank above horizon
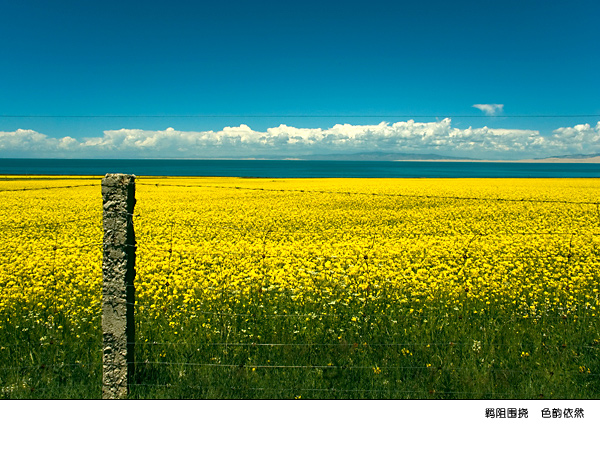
[1,119,599,160]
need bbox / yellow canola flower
[1,176,599,345]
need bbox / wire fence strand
[3,113,600,118]
[131,360,600,377]
[136,182,600,206]
[127,382,515,397]
[0,184,99,193]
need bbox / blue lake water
[0,159,598,178]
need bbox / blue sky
[1,0,599,159]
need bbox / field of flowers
[0,175,599,398]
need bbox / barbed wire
[135,227,600,237]
[133,236,600,253]
[136,182,600,206]
[131,360,600,377]
[1,336,595,351]
[134,247,598,261]
[57,242,103,250]
[2,113,600,118]
[0,362,101,371]
[0,337,102,348]
[0,242,103,256]
[132,308,592,321]
[127,382,515,397]
[0,220,102,234]
[1,384,101,397]
[133,300,593,322]
[0,215,103,237]
[130,341,600,349]
[138,242,591,254]
[0,184,99,193]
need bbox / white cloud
[472,104,504,116]
[1,120,600,160]
[0,129,79,157]
[547,122,600,154]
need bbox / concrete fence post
[101,173,136,399]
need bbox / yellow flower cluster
[0,177,102,342]
[130,177,600,335]
[1,176,598,347]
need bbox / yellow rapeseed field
[134,177,599,327]
[1,175,599,398]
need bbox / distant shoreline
[1,156,600,163]
[395,157,600,163]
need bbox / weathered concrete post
[102,173,136,399]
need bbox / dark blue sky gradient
[1,0,598,138]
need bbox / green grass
[1,277,599,399]
[128,289,600,399]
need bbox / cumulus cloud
[472,104,504,116]
[1,120,600,160]
[0,129,80,157]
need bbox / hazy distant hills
[532,152,600,161]
[300,152,600,162]
[212,152,600,162]
[304,152,600,161]
[300,152,477,161]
